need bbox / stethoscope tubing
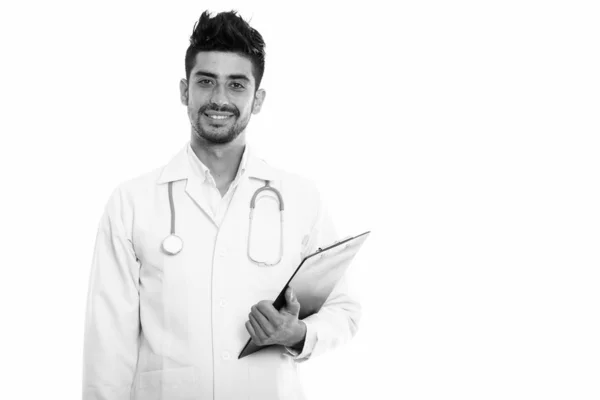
[168,180,176,235]
[248,180,284,266]
[162,181,184,255]
[249,181,284,211]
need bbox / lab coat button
[218,248,227,257]
[219,299,227,307]
[222,351,230,360]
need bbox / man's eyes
[196,80,245,90]
[230,82,246,90]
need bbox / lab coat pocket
[135,366,198,400]
[247,348,305,400]
[137,230,189,293]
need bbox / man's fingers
[255,301,281,322]
[245,321,260,345]
[251,306,276,335]
[249,313,269,343]
[245,320,254,336]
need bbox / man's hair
[185,10,266,89]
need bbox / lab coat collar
[157,141,277,184]
[157,145,189,184]
[244,149,278,182]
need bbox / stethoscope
[161,179,285,266]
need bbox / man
[83,10,360,400]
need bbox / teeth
[207,114,230,120]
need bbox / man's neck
[190,133,246,193]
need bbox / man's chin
[205,136,235,145]
[195,129,238,145]
[192,119,247,145]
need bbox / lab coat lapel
[184,177,218,227]
[157,144,218,226]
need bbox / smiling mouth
[206,114,230,120]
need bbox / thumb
[283,287,300,317]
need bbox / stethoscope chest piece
[162,234,183,255]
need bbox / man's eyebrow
[193,70,218,79]
[193,70,250,82]
[194,70,218,79]
[227,74,250,82]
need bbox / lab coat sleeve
[286,189,362,362]
[82,187,141,400]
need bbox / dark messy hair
[185,10,266,89]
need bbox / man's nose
[210,84,228,106]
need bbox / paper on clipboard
[238,231,370,359]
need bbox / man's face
[180,51,265,145]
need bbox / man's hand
[245,287,306,348]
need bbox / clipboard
[238,230,370,359]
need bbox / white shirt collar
[186,142,250,184]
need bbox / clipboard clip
[317,236,353,253]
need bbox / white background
[1,0,599,399]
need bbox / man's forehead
[191,51,254,78]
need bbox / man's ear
[252,89,266,114]
[179,79,189,105]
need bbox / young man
[83,11,360,400]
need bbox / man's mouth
[207,114,229,120]
[203,111,235,122]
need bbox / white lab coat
[82,143,361,400]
